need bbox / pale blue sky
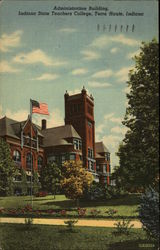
[0,1,158,167]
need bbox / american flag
[31,99,49,115]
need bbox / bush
[82,183,105,201]
[64,219,78,232]
[114,218,134,235]
[106,185,127,199]
[138,187,159,240]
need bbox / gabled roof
[0,116,43,139]
[42,124,81,147]
[0,116,20,139]
[95,141,110,154]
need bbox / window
[13,150,21,162]
[26,153,33,169]
[73,139,82,150]
[88,148,93,158]
[103,165,107,173]
[88,161,94,171]
[70,154,76,160]
[38,156,43,169]
[105,153,110,161]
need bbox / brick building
[0,87,111,191]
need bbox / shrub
[138,187,159,240]
[114,218,134,235]
[90,209,100,217]
[64,219,78,232]
[105,208,117,217]
[77,208,87,217]
[35,191,48,197]
[25,217,33,229]
[83,182,105,201]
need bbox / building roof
[41,124,81,147]
[0,116,43,139]
[95,141,110,154]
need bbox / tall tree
[115,39,159,191]
[0,138,17,196]
[40,162,61,198]
[61,160,93,204]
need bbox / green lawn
[0,194,140,218]
[0,224,157,250]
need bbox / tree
[115,39,159,191]
[61,161,93,205]
[139,187,159,240]
[0,138,17,196]
[33,170,41,195]
[40,162,61,198]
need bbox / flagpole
[30,99,33,208]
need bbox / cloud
[1,106,64,128]
[59,28,77,33]
[115,66,133,82]
[96,124,106,134]
[71,68,88,76]
[110,47,119,54]
[0,61,20,73]
[5,109,29,121]
[0,30,23,52]
[31,73,59,81]
[111,126,128,135]
[102,134,121,149]
[13,49,67,67]
[127,49,140,59]
[88,81,111,88]
[104,113,122,124]
[81,50,100,60]
[90,34,140,49]
[92,69,113,78]
[33,108,64,128]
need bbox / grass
[0,223,157,250]
[0,194,140,218]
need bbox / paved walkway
[0,217,142,228]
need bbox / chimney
[42,119,47,130]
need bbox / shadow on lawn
[108,239,157,250]
[42,194,140,208]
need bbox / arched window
[26,153,33,170]
[13,150,21,162]
[38,156,43,170]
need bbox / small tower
[64,87,95,171]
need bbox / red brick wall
[64,90,95,169]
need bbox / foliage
[105,185,127,199]
[114,218,134,235]
[40,162,61,197]
[24,217,33,229]
[13,168,28,195]
[115,39,159,191]
[77,207,87,217]
[83,182,105,201]
[64,219,78,232]
[0,138,17,196]
[32,170,41,195]
[105,208,117,217]
[138,187,159,240]
[61,161,93,201]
